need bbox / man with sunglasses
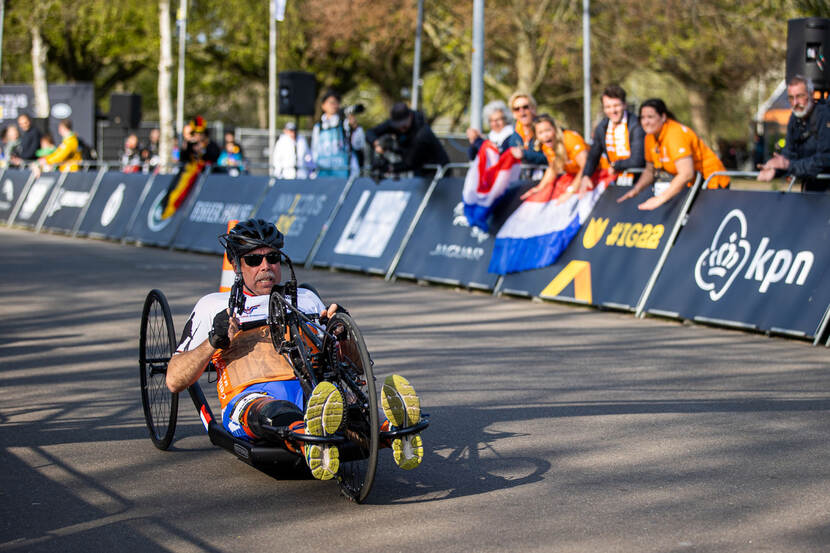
[758,75,830,192]
[167,218,424,480]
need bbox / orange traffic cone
[219,220,238,292]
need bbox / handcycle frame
[139,264,428,503]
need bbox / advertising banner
[393,177,531,289]
[0,83,96,146]
[122,174,189,246]
[644,190,830,337]
[253,178,345,264]
[172,173,269,253]
[0,169,32,224]
[499,184,687,309]
[11,172,61,229]
[311,177,428,274]
[39,171,99,233]
[76,172,153,239]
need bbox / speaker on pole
[278,71,317,116]
[787,18,830,93]
[109,93,142,128]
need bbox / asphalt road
[1,227,829,553]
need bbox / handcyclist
[166,218,424,480]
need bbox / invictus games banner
[10,172,62,229]
[644,190,830,337]
[40,171,100,233]
[172,173,269,253]
[499,184,688,309]
[77,172,153,239]
[122,173,188,246]
[393,177,532,289]
[0,169,33,224]
[311,177,429,274]
[253,178,345,264]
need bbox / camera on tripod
[369,134,404,182]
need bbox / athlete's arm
[167,310,239,393]
[166,339,215,393]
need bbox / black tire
[139,289,179,450]
[325,312,379,503]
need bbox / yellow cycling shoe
[381,375,424,470]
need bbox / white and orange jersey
[176,288,326,409]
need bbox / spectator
[580,84,646,193]
[757,75,830,191]
[121,133,143,173]
[15,114,43,163]
[39,119,82,172]
[507,92,547,166]
[181,116,220,165]
[519,114,589,200]
[2,125,21,167]
[365,101,449,176]
[148,128,160,157]
[141,145,160,173]
[311,90,359,178]
[466,100,522,160]
[223,130,244,159]
[618,98,729,210]
[217,139,247,175]
[272,121,311,179]
[35,134,56,158]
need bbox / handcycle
[138,267,429,503]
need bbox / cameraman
[366,102,449,177]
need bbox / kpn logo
[694,209,814,301]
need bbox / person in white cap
[272,121,311,179]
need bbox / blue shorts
[222,380,305,440]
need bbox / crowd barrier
[2,165,828,346]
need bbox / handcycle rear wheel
[139,289,179,450]
[325,312,379,503]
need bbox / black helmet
[219,218,284,260]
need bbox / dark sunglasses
[512,104,531,111]
[242,252,281,267]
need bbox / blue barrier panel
[311,177,428,274]
[10,172,61,229]
[499,184,687,309]
[644,189,830,337]
[0,169,32,224]
[172,173,270,254]
[393,177,531,289]
[122,173,189,246]
[77,172,153,239]
[40,171,99,233]
[253,178,346,264]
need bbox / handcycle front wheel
[139,289,179,450]
[324,312,379,503]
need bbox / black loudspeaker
[109,93,142,128]
[278,71,317,116]
[787,18,830,92]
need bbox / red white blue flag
[462,140,521,232]
[488,170,615,274]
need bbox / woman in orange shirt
[618,98,728,210]
[519,114,588,199]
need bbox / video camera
[343,103,365,117]
[369,134,405,182]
